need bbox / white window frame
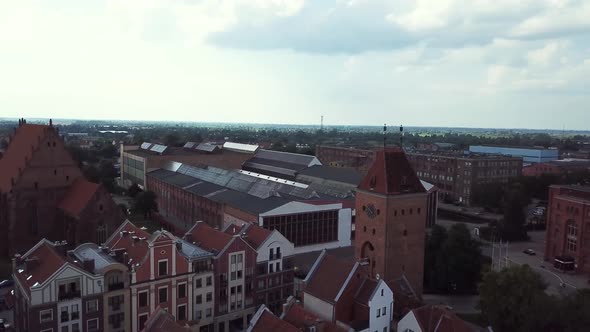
[138,290,149,308]
[86,299,98,313]
[40,309,53,323]
[158,259,169,277]
[87,318,99,332]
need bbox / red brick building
[315,145,376,172]
[545,185,590,276]
[0,119,122,256]
[355,148,428,298]
[185,221,258,332]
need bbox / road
[438,219,589,296]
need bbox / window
[196,278,202,288]
[269,264,274,273]
[71,323,80,332]
[269,248,274,260]
[381,289,384,296]
[158,260,168,277]
[376,308,381,317]
[275,262,280,272]
[61,306,69,323]
[196,310,202,319]
[178,283,186,298]
[206,276,212,286]
[71,304,79,320]
[159,287,168,304]
[196,295,202,304]
[382,306,386,315]
[86,299,98,313]
[177,305,187,321]
[206,308,212,317]
[40,309,53,323]
[237,270,243,279]
[206,292,212,302]
[237,285,242,293]
[61,326,69,332]
[139,314,148,330]
[96,223,107,245]
[138,291,148,307]
[567,238,577,252]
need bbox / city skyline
[1,1,590,130]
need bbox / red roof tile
[252,311,299,332]
[305,253,357,303]
[186,222,233,253]
[358,148,425,195]
[143,307,187,332]
[283,303,347,332]
[58,178,100,218]
[412,305,473,332]
[354,278,379,305]
[243,224,272,249]
[0,123,49,192]
[105,221,151,266]
[14,240,67,296]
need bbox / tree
[479,265,551,332]
[424,224,482,293]
[557,289,590,331]
[499,184,529,241]
[424,225,447,291]
[127,183,142,198]
[98,160,117,192]
[164,133,181,147]
[134,191,157,219]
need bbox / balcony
[58,291,81,301]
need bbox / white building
[397,305,475,332]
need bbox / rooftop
[185,221,234,254]
[248,305,300,332]
[359,148,426,195]
[304,251,358,304]
[71,243,121,273]
[411,305,474,332]
[58,178,100,218]
[297,165,363,185]
[143,307,188,332]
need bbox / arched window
[97,222,107,245]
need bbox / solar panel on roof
[140,142,152,150]
[183,142,196,149]
[150,144,168,154]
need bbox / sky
[1,0,589,129]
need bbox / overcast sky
[1,0,589,129]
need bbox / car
[523,249,536,256]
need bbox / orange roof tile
[252,311,299,332]
[283,303,347,332]
[58,178,100,218]
[105,221,151,266]
[412,305,473,332]
[0,123,49,192]
[14,240,68,296]
[243,224,272,249]
[358,148,425,195]
[143,306,187,332]
[186,222,233,253]
[305,253,357,303]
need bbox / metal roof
[297,165,363,185]
[255,149,319,166]
[223,142,259,153]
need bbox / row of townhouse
[12,219,295,332]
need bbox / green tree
[98,160,117,192]
[134,191,158,219]
[164,133,181,147]
[424,225,447,291]
[499,184,529,241]
[479,265,551,332]
[434,223,482,293]
[558,289,590,331]
[127,183,142,198]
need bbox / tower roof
[358,148,425,195]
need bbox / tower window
[401,209,405,216]
[372,229,376,235]
[363,226,367,232]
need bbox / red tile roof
[186,222,233,253]
[0,123,49,192]
[58,178,100,218]
[354,278,379,305]
[283,303,347,332]
[358,148,425,195]
[243,224,272,249]
[143,306,187,332]
[252,310,299,332]
[14,240,68,296]
[412,305,473,332]
[105,220,151,266]
[304,252,358,303]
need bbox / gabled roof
[358,148,425,195]
[411,305,473,332]
[104,220,152,267]
[14,240,67,295]
[224,223,273,250]
[304,251,359,304]
[143,306,188,332]
[58,178,100,218]
[0,123,50,192]
[185,222,234,254]
[282,302,347,332]
[248,305,299,332]
[353,278,379,305]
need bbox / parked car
[523,249,536,255]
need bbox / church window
[97,223,107,245]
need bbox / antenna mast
[383,124,387,149]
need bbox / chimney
[176,241,183,251]
[82,259,95,273]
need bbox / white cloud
[527,41,568,66]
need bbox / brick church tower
[354,147,427,297]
